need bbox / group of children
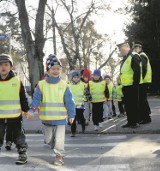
[68,68,126,133]
[0,53,125,167]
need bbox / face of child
[93,75,100,80]
[48,65,61,77]
[105,78,111,84]
[83,77,88,82]
[0,62,12,77]
[72,76,80,83]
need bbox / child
[0,54,29,164]
[26,54,75,166]
[69,71,86,137]
[82,68,92,125]
[115,75,125,117]
[103,75,116,119]
[88,69,109,131]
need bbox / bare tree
[51,0,110,70]
[15,0,47,94]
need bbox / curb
[25,129,160,134]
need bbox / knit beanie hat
[46,54,61,71]
[104,75,111,79]
[82,68,91,79]
[72,71,80,78]
[0,54,13,66]
[93,69,101,76]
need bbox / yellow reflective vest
[69,82,85,106]
[38,80,68,121]
[120,53,143,86]
[0,76,21,119]
[140,52,152,83]
[115,85,123,101]
[107,82,114,100]
[89,80,106,103]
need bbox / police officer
[132,41,152,124]
[117,41,141,128]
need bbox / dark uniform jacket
[0,71,29,123]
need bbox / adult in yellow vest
[69,71,86,137]
[132,41,152,124]
[117,41,141,128]
[26,54,75,166]
[0,54,29,164]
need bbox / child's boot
[5,141,12,151]
[16,148,27,164]
[54,155,64,166]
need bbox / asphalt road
[0,134,160,171]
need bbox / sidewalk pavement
[23,96,160,134]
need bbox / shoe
[5,141,12,151]
[112,114,117,117]
[94,125,98,131]
[122,123,132,128]
[82,129,85,133]
[16,153,27,164]
[131,123,140,128]
[118,113,125,118]
[103,117,108,120]
[70,133,75,137]
[85,122,89,126]
[139,120,151,124]
[54,155,64,166]
[99,123,103,128]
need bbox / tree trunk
[15,0,47,95]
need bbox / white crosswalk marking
[0,134,131,171]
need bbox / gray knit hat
[0,54,13,66]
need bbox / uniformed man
[132,41,152,124]
[117,41,141,128]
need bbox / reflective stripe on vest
[69,82,85,106]
[38,80,67,121]
[140,52,152,83]
[0,76,21,118]
[89,80,106,102]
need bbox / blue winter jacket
[29,76,75,125]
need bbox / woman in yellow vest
[26,54,75,166]
[88,69,109,131]
[69,71,86,137]
[132,41,152,124]
[0,54,29,164]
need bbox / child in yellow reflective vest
[26,54,75,166]
[103,75,117,119]
[69,71,86,137]
[0,54,29,164]
[88,69,109,131]
[81,68,92,126]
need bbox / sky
[1,0,131,75]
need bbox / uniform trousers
[138,83,151,122]
[123,85,139,125]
